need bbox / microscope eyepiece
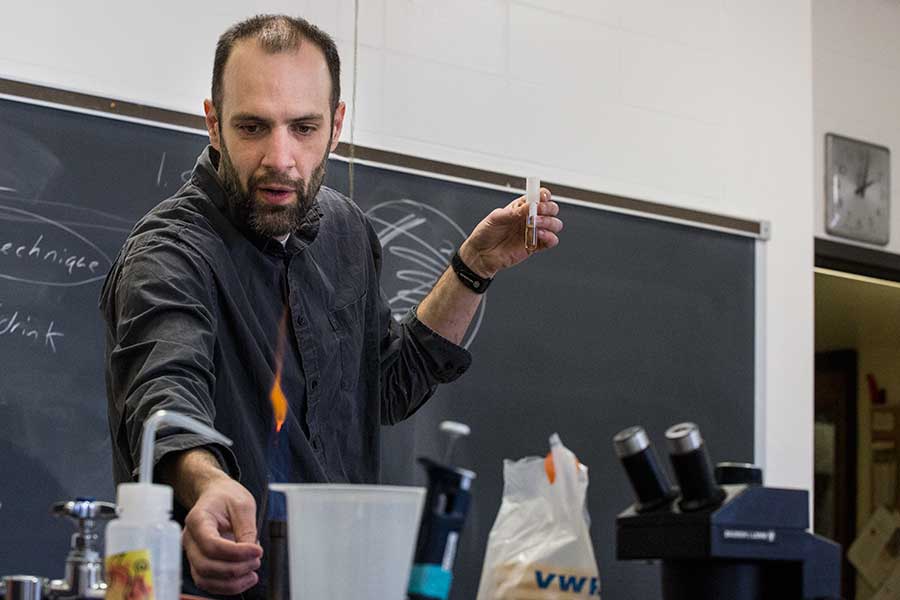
[664,422,704,454]
[613,426,677,512]
[664,423,725,512]
[614,426,650,457]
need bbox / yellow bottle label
[105,549,155,600]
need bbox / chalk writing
[0,234,100,274]
[366,199,485,349]
[0,198,135,235]
[156,152,166,187]
[0,302,64,353]
[0,205,111,287]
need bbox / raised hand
[458,187,563,278]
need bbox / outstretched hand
[182,475,263,595]
[459,187,563,278]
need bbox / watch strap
[451,250,492,294]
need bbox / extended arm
[103,234,260,595]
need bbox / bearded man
[101,13,562,599]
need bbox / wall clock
[825,133,891,245]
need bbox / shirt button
[311,379,318,390]
[296,315,304,326]
[311,436,320,450]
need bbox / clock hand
[858,178,877,195]
[856,151,871,196]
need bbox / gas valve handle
[51,497,117,522]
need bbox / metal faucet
[1,498,116,600]
[47,498,116,599]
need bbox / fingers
[183,514,262,595]
[183,527,262,578]
[538,202,559,218]
[535,215,563,234]
[183,484,263,596]
[227,493,259,545]
[509,187,554,209]
[185,509,262,562]
[537,227,560,250]
[533,189,561,250]
[190,559,259,596]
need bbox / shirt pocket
[328,291,367,392]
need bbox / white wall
[0,0,815,490]
[813,0,900,254]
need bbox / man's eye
[238,124,262,135]
[293,124,315,135]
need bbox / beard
[218,139,329,238]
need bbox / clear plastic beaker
[269,484,425,600]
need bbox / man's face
[205,39,345,237]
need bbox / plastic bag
[475,433,601,599]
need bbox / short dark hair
[212,14,341,115]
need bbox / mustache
[249,171,305,191]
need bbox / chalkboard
[0,96,208,572]
[0,96,755,600]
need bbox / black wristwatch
[451,250,493,293]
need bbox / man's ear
[203,99,221,150]
[330,101,346,152]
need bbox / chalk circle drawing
[366,199,484,349]
[0,205,112,287]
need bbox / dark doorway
[814,350,857,599]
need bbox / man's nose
[260,127,296,173]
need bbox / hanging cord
[348,0,360,201]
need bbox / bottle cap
[116,482,173,515]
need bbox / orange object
[270,370,288,433]
[269,307,289,433]
[544,452,581,484]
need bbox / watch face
[825,133,891,245]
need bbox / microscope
[614,423,842,600]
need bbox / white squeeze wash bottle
[104,410,233,600]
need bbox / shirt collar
[190,146,322,255]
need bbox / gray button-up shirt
[100,145,470,543]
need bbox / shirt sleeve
[366,220,473,425]
[103,231,239,480]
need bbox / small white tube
[440,420,471,464]
[526,176,540,219]
[525,177,540,251]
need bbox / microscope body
[613,424,842,600]
[616,483,841,600]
